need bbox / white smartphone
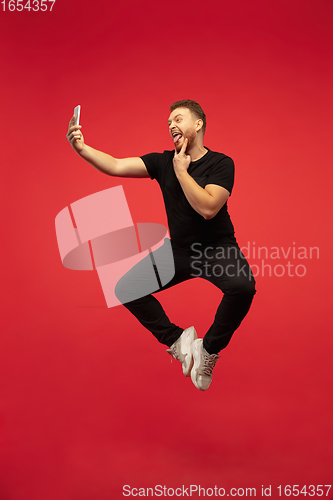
[74,105,81,126]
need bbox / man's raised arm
[66,115,150,178]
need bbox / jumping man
[66,100,256,391]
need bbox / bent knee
[228,278,256,297]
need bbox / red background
[1,0,332,498]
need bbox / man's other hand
[173,138,191,177]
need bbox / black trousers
[118,236,256,354]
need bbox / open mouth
[172,132,183,144]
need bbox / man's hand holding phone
[66,105,84,153]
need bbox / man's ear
[195,119,203,133]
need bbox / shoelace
[201,351,220,376]
[166,346,178,363]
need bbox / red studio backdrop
[1,0,332,498]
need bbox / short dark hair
[170,99,206,135]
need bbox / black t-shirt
[140,148,235,249]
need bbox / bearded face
[174,128,196,152]
[168,108,201,152]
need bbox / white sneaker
[191,339,220,391]
[166,326,198,377]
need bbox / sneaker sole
[190,339,202,388]
[181,327,197,377]
[191,339,210,391]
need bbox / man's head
[168,100,206,152]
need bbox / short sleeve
[140,152,164,182]
[206,155,235,195]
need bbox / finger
[174,137,187,155]
[68,117,82,131]
[68,131,82,141]
[69,125,82,132]
[180,137,188,154]
[66,125,81,137]
[67,131,75,140]
[69,135,81,145]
